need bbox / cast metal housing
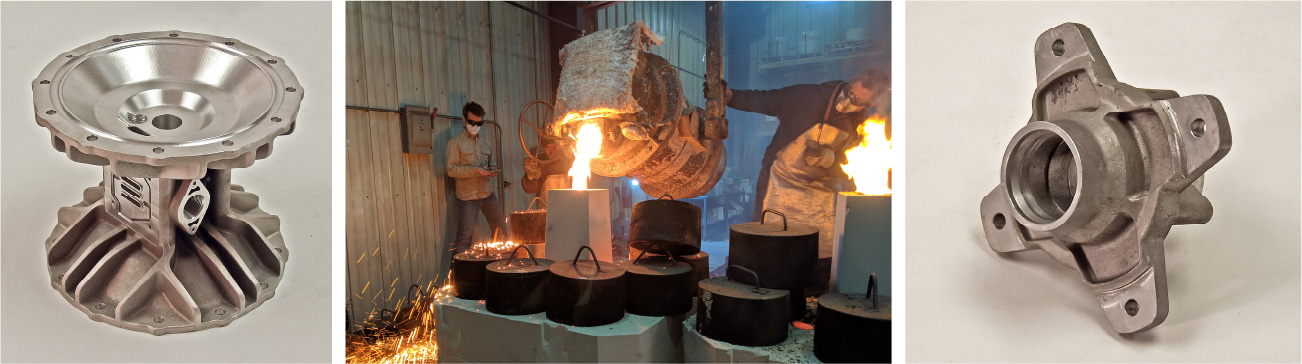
[33,30,301,335]
[979,23,1231,334]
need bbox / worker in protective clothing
[521,138,575,204]
[708,68,890,294]
[446,102,507,255]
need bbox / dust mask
[466,124,480,136]
[835,88,866,113]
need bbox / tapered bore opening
[1005,128,1079,225]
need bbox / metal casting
[34,31,301,335]
[980,23,1232,334]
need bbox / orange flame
[842,116,892,195]
[469,240,515,257]
[567,122,604,189]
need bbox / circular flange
[33,30,302,179]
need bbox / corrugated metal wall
[345,1,552,328]
[596,1,712,111]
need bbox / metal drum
[547,246,626,326]
[629,194,702,256]
[679,251,709,297]
[621,243,694,317]
[696,266,789,347]
[451,251,502,300]
[730,209,818,320]
[729,209,818,289]
[816,274,891,363]
[510,197,547,254]
[485,245,555,315]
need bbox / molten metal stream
[568,123,604,189]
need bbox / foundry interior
[344,1,891,362]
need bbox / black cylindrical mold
[730,210,818,320]
[484,246,555,315]
[695,267,789,347]
[629,195,702,256]
[546,246,626,326]
[678,251,709,297]
[815,293,891,363]
[622,253,693,317]
[451,252,503,300]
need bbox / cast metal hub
[33,30,302,335]
[979,23,1231,334]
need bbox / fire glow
[559,108,620,126]
[842,116,892,196]
[567,122,604,190]
[345,282,449,364]
[470,240,515,257]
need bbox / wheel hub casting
[33,30,302,335]
[979,23,1231,334]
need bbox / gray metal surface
[530,20,727,199]
[34,31,298,335]
[980,23,1232,334]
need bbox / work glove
[702,78,732,104]
[803,140,835,168]
[524,158,542,180]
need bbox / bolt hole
[224,41,235,46]
[1125,299,1139,316]
[39,80,50,85]
[271,117,283,122]
[152,114,183,130]
[154,316,165,323]
[169,33,179,37]
[183,195,206,219]
[260,282,270,289]
[1190,118,1206,137]
[87,135,98,141]
[222,140,234,146]
[65,54,74,58]
[267,59,278,64]
[1051,39,1065,56]
[275,247,283,254]
[45,110,57,115]
[993,213,1006,229]
[153,147,164,154]
[112,38,122,42]
[286,87,297,92]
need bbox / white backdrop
[905,1,1300,362]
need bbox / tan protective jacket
[445,131,493,201]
